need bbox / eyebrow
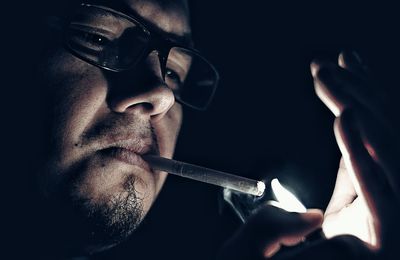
[114,2,194,48]
[80,1,194,47]
[130,12,193,48]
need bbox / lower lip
[102,147,151,172]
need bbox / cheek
[43,50,107,164]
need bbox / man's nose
[107,51,175,121]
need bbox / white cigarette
[143,155,265,196]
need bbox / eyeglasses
[63,3,219,110]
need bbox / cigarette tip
[257,181,266,196]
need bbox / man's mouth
[96,135,158,172]
[80,124,159,173]
[101,147,152,172]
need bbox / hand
[219,51,400,259]
[323,158,376,246]
[217,205,323,260]
[288,51,400,259]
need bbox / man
[32,0,217,256]
[18,0,400,259]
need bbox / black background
[3,0,400,259]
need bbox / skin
[37,0,190,255]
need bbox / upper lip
[101,135,154,155]
[99,138,155,172]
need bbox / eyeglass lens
[66,4,218,110]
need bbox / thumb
[218,205,323,259]
[261,208,323,258]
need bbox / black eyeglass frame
[63,3,219,111]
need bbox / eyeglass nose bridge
[133,31,172,81]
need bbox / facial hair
[43,114,160,254]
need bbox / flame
[270,178,307,213]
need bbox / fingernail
[310,62,319,77]
[310,59,327,78]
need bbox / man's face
[38,0,190,252]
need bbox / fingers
[324,158,357,218]
[261,208,323,258]
[312,51,400,253]
[323,159,357,238]
[311,54,385,119]
[334,109,389,250]
[217,205,323,259]
[354,107,400,200]
[311,63,349,116]
[323,195,375,245]
[338,51,369,79]
[323,158,377,246]
[251,206,323,246]
[274,235,373,260]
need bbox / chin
[73,170,152,246]
[42,160,157,255]
[67,179,147,255]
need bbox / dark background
[3,1,400,259]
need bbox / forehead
[103,0,191,38]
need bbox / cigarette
[143,155,265,196]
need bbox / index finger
[334,109,394,250]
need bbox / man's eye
[165,68,183,91]
[68,27,112,52]
[85,32,108,46]
[74,30,110,47]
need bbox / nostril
[138,102,154,112]
[121,102,154,113]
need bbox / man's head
[35,0,212,254]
